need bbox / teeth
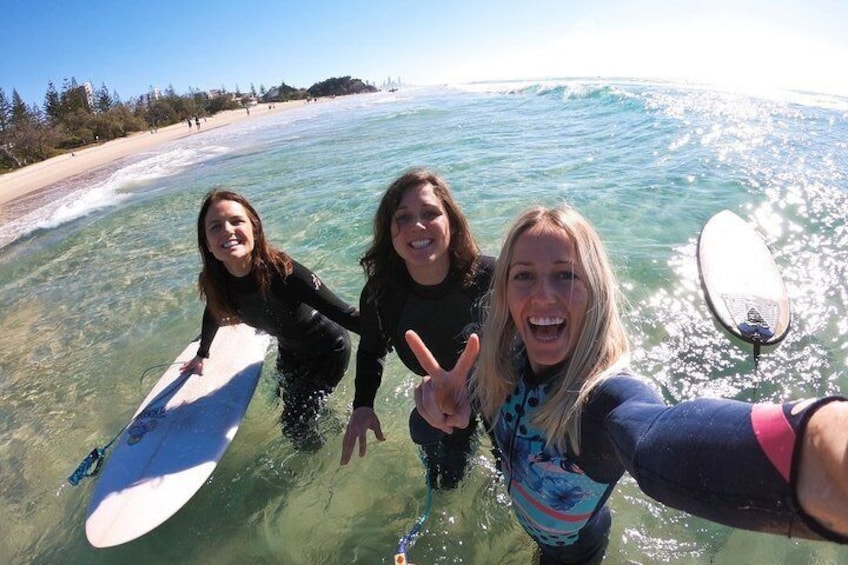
[410,239,431,249]
[223,240,239,249]
[529,316,564,326]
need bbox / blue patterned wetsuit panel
[497,381,613,547]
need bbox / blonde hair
[473,205,630,454]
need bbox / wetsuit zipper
[505,384,531,496]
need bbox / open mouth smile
[410,238,432,249]
[528,316,565,342]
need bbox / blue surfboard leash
[67,362,186,486]
[394,446,433,564]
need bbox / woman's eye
[422,209,441,220]
[394,213,411,225]
[557,270,578,281]
[511,270,533,282]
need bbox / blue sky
[2,0,846,107]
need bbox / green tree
[60,77,90,115]
[206,93,238,114]
[108,104,146,134]
[43,80,61,123]
[7,98,56,164]
[95,82,113,113]
[189,88,209,116]
[0,87,16,170]
[146,99,177,128]
[0,87,11,134]
[11,89,33,127]
[58,107,95,147]
[18,103,57,161]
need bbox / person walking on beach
[410,204,848,563]
[340,168,495,489]
[182,190,360,450]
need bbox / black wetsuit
[197,260,360,447]
[497,352,847,564]
[354,256,495,488]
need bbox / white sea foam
[453,77,848,112]
[0,143,232,248]
[112,144,229,188]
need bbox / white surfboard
[85,323,271,548]
[697,210,791,350]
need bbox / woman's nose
[532,278,556,303]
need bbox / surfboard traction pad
[721,293,778,342]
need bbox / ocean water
[1,79,847,564]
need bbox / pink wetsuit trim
[751,403,794,482]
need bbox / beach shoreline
[0,100,307,208]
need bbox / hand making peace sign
[405,329,479,434]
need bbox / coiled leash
[394,447,433,565]
[67,362,185,486]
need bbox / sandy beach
[0,100,307,208]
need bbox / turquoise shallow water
[1,80,847,564]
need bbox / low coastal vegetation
[0,76,377,173]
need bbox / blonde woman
[409,205,848,563]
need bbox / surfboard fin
[738,305,774,371]
[738,306,775,342]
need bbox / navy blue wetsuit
[497,352,847,564]
[354,256,494,488]
[197,260,360,447]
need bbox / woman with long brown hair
[183,189,360,449]
[340,168,495,489]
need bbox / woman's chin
[526,345,567,373]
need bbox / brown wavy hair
[360,168,480,301]
[196,189,292,321]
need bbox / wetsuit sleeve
[195,306,219,358]
[353,285,388,409]
[596,375,848,542]
[287,260,361,334]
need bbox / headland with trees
[0,76,378,173]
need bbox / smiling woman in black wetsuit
[339,168,495,489]
[181,189,360,449]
